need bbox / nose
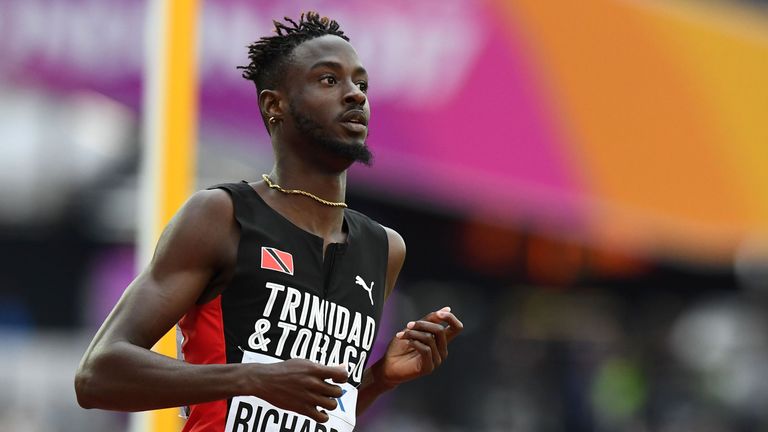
[343,81,366,106]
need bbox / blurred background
[1,0,768,431]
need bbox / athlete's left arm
[356,226,464,416]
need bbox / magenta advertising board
[0,0,585,230]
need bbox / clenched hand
[379,306,463,386]
[249,358,348,423]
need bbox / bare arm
[355,226,406,414]
[356,226,465,416]
[75,189,347,422]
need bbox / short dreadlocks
[238,12,349,93]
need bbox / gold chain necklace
[262,174,348,208]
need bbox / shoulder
[381,225,406,299]
[172,188,234,229]
[344,209,406,298]
[382,226,406,259]
[150,188,237,271]
[344,208,405,264]
[187,187,233,213]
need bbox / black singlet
[179,181,389,432]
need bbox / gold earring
[269,116,278,125]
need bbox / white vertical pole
[133,0,201,430]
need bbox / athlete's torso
[179,181,389,432]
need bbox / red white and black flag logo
[260,247,294,275]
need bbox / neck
[269,167,347,203]
[263,158,349,240]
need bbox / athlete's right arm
[74,189,346,422]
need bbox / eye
[356,81,368,93]
[320,75,337,85]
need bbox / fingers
[302,382,341,423]
[405,320,447,364]
[314,380,344,398]
[397,325,441,370]
[294,361,345,422]
[313,395,339,411]
[305,406,330,423]
[312,363,349,384]
[307,363,346,397]
[259,360,347,423]
[329,365,349,384]
[392,306,464,373]
[423,306,464,342]
[404,338,435,373]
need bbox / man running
[75,12,463,432]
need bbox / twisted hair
[238,11,349,92]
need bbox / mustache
[337,106,368,121]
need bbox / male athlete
[75,11,462,432]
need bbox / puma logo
[355,276,374,306]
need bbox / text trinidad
[246,282,376,384]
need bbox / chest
[218,222,387,376]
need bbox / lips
[339,110,368,126]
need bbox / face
[280,35,372,165]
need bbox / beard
[289,102,374,166]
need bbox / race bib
[224,351,357,432]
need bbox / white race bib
[224,351,357,432]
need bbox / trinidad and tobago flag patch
[260,247,294,275]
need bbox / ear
[258,89,284,121]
